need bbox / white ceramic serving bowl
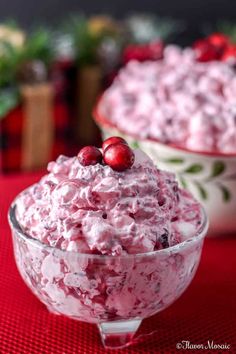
[94,100,236,236]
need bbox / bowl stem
[98,318,142,349]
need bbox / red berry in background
[207,33,229,53]
[102,136,127,152]
[221,45,236,62]
[104,143,135,171]
[123,41,164,63]
[123,44,148,63]
[193,39,217,62]
[78,146,102,166]
[207,33,230,59]
[148,40,164,60]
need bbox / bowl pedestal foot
[98,318,142,349]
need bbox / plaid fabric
[0,100,70,173]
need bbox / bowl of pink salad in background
[8,141,208,349]
[94,45,236,235]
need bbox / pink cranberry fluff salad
[100,45,236,153]
[15,138,202,256]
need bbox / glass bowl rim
[8,191,209,260]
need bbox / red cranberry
[104,143,135,171]
[102,136,127,152]
[221,45,236,62]
[147,40,164,60]
[193,39,217,62]
[207,33,229,54]
[78,146,102,166]
[123,44,150,63]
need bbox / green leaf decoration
[63,14,118,66]
[184,164,203,174]
[219,185,231,202]
[0,41,22,88]
[210,161,225,178]
[130,141,140,149]
[21,28,53,66]
[164,157,184,164]
[217,20,236,43]
[0,89,19,119]
[194,182,208,200]
[179,175,188,189]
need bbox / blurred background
[1,0,236,173]
[1,0,236,30]
[1,0,236,40]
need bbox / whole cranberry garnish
[102,136,127,152]
[78,146,102,166]
[193,39,217,62]
[104,143,135,171]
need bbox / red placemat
[0,172,236,354]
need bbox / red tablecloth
[0,172,235,354]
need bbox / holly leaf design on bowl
[218,184,231,202]
[193,181,208,200]
[210,161,225,178]
[178,175,188,189]
[160,156,233,203]
[184,164,203,174]
[164,157,184,164]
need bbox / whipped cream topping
[16,150,202,255]
[101,45,236,153]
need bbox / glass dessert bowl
[9,204,208,349]
[8,141,208,349]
